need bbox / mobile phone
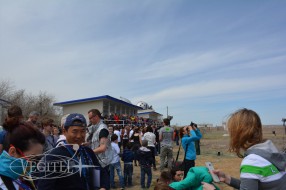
[205,162,220,182]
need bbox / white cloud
[132,74,286,104]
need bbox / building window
[103,101,109,116]
[110,103,115,114]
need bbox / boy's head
[111,134,118,142]
[141,140,148,147]
[126,142,133,149]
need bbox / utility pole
[167,106,168,117]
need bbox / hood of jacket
[245,140,286,171]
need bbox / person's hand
[81,142,90,146]
[188,126,193,131]
[212,170,231,184]
[201,182,216,190]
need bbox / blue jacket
[182,129,202,160]
[169,166,220,190]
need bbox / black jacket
[137,147,153,167]
[37,145,108,190]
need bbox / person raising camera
[179,123,202,178]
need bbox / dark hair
[154,182,172,190]
[3,105,23,132]
[163,118,170,126]
[88,109,103,119]
[179,127,185,138]
[111,134,118,142]
[4,123,45,152]
[126,142,133,149]
[159,171,172,182]
[170,166,182,179]
[146,126,153,133]
[7,105,22,118]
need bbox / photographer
[191,122,201,155]
[179,123,202,178]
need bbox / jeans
[100,165,110,190]
[124,163,133,186]
[156,142,160,154]
[147,146,156,168]
[159,146,173,171]
[109,161,124,188]
[140,166,152,188]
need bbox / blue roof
[53,95,142,109]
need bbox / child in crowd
[110,134,125,190]
[137,140,153,189]
[170,166,184,182]
[157,171,172,185]
[121,142,134,187]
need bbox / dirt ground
[112,126,286,190]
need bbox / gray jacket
[88,120,114,168]
[230,140,286,190]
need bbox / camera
[190,122,197,129]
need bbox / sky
[1,1,286,126]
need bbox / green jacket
[169,166,220,190]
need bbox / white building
[53,95,142,119]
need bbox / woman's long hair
[228,108,263,158]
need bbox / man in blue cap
[37,113,108,190]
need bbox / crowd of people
[103,114,163,128]
[0,106,285,190]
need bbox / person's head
[163,118,170,126]
[4,122,45,158]
[111,134,118,143]
[126,142,133,150]
[141,139,148,147]
[134,127,140,133]
[125,125,130,131]
[53,126,60,136]
[3,105,23,128]
[179,127,189,138]
[146,126,153,133]
[63,113,87,145]
[41,118,54,133]
[227,108,263,158]
[108,125,114,135]
[28,111,40,124]
[88,109,102,125]
[170,166,184,182]
[157,171,172,184]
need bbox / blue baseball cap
[64,113,87,129]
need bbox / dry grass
[112,126,286,190]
